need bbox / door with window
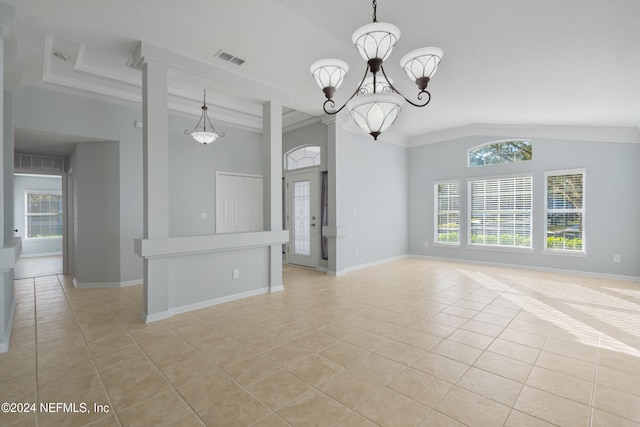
[286,170,318,268]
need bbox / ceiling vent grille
[215,50,245,66]
[14,153,64,174]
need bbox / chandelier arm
[184,114,205,135]
[322,65,371,115]
[205,115,225,137]
[380,65,432,107]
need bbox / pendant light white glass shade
[400,47,444,82]
[359,75,393,95]
[310,59,349,90]
[346,92,404,139]
[352,22,401,61]
[190,131,221,145]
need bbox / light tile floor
[1,259,639,426]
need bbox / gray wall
[408,135,640,277]
[168,116,263,236]
[14,174,63,256]
[13,86,268,285]
[343,131,409,269]
[14,86,143,283]
[71,141,120,284]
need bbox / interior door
[286,169,318,268]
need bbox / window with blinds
[434,181,460,245]
[26,191,63,239]
[545,170,585,253]
[469,176,532,248]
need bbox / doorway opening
[13,154,68,279]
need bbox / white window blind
[26,191,63,239]
[545,171,585,253]
[434,181,460,245]
[469,176,532,248]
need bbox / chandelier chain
[372,0,377,22]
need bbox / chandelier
[310,0,443,140]
[184,89,225,145]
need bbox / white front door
[286,170,318,268]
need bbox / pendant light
[310,0,443,140]
[184,89,225,145]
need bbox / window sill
[466,244,534,254]
[543,249,587,258]
[433,242,461,248]
[24,237,63,241]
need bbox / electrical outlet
[232,269,240,279]
[356,249,359,256]
[200,212,208,220]
[424,241,429,248]
[613,254,621,263]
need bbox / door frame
[285,168,320,268]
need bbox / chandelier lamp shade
[310,0,443,140]
[184,89,225,145]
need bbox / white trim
[343,255,409,274]
[270,284,285,292]
[73,278,143,288]
[141,311,172,323]
[143,286,289,323]
[409,124,640,147]
[0,298,17,353]
[408,254,640,282]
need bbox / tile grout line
[54,274,122,427]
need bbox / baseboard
[408,254,640,282]
[0,298,17,353]
[73,278,143,288]
[343,254,409,274]
[141,286,275,323]
[270,284,285,292]
[141,310,172,323]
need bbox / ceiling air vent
[215,50,245,66]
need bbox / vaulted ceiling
[5,0,640,147]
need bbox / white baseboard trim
[141,310,172,323]
[326,270,346,277]
[270,284,285,292]
[343,254,410,274]
[73,278,143,288]
[141,287,273,323]
[408,254,640,282]
[0,298,17,353]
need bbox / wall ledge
[134,230,288,259]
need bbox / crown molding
[409,123,640,147]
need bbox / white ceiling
[4,0,640,149]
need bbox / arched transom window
[286,146,321,170]
[469,140,532,167]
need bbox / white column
[140,61,170,321]
[262,101,284,291]
[323,114,348,276]
[0,2,17,353]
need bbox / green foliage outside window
[469,141,532,166]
